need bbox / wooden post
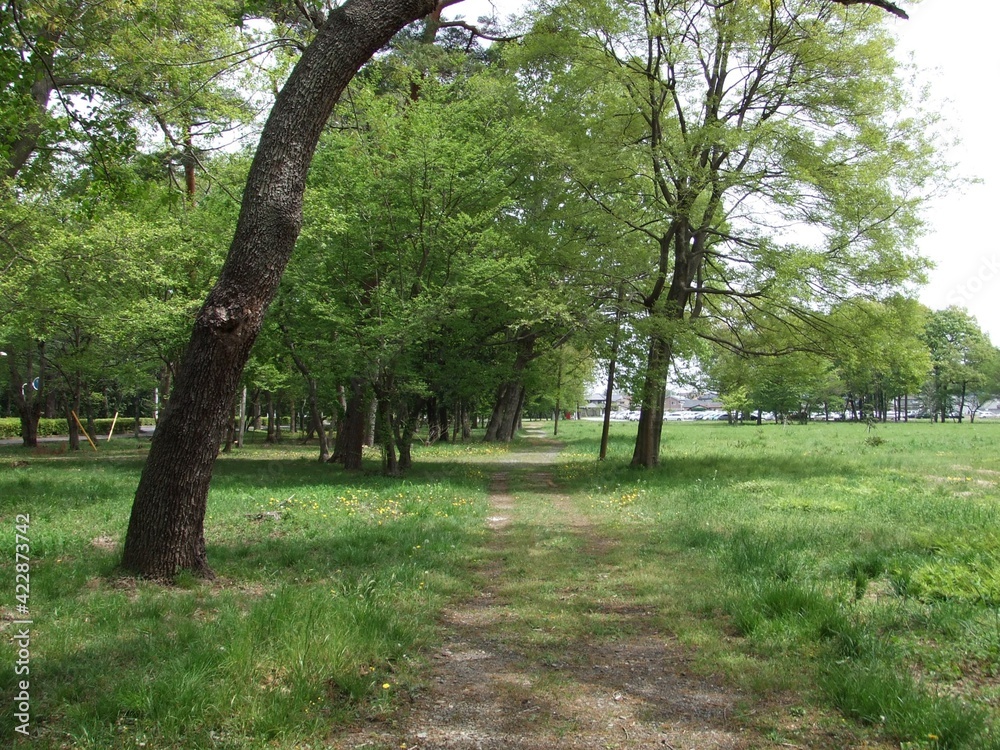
[108,411,120,442]
[71,410,98,451]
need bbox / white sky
[888,0,1000,343]
[445,0,1000,343]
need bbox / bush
[0,419,19,439]
[0,416,153,439]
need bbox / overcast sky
[444,0,1000,343]
[889,0,1000,343]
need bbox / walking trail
[335,429,833,749]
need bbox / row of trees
[701,300,1000,424]
[2,0,949,577]
[0,24,596,460]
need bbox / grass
[0,434,490,748]
[2,420,1000,748]
[552,418,1000,748]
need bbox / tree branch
[436,20,520,42]
[830,0,908,20]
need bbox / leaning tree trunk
[121,0,444,580]
[484,332,537,443]
[485,382,525,442]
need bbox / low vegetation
[556,419,1000,749]
[2,420,999,748]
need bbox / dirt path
[339,430,749,749]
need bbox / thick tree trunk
[11,382,41,448]
[17,403,40,448]
[4,27,58,180]
[484,332,536,443]
[7,343,44,448]
[395,398,421,471]
[427,397,443,443]
[460,401,472,440]
[486,382,525,442]
[333,377,367,470]
[631,334,671,468]
[121,0,443,580]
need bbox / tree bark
[484,332,536,443]
[6,343,43,448]
[333,377,368,470]
[121,0,446,580]
[631,334,671,468]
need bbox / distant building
[580,389,631,417]
[664,396,686,411]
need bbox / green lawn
[1,420,998,748]
[555,419,1000,749]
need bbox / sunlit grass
[552,418,1000,748]
[2,419,1000,747]
[0,435,496,749]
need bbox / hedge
[0,417,155,439]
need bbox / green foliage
[0,417,151,438]
[922,307,998,421]
[513,0,944,460]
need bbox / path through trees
[337,429,891,749]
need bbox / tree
[922,307,995,423]
[2,0,262,183]
[2,0,266,446]
[118,0,914,577]
[966,346,1000,422]
[826,297,930,421]
[518,0,934,467]
[120,0,454,579]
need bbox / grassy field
[1,420,999,748]
[555,419,1000,749]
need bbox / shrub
[0,416,151,439]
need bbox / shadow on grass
[0,506,486,748]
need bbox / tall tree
[518,0,933,466]
[922,307,995,423]
[120,0,454,579]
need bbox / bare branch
[830,0,908,20]
[436,20,521,42]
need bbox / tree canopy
[4,0,987,579]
